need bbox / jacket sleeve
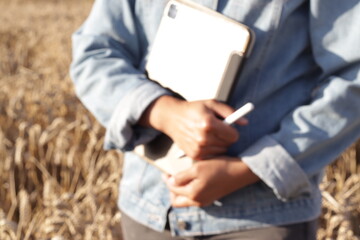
[70,0,171,151]
[241,0,360,201]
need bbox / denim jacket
[71,0,360,236]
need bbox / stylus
[223,102,254,125]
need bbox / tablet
[146,0,255,102]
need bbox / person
[70,0,360,239]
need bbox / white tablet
[146,0,255,102]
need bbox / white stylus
[223,102,254,125]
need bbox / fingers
[163,167,197,186]
[163,169,197,199]
[234,117,249,126]
[170,193,203,207]
[179,102,239,158]
[205,100,236,120]
[203,100,247,143]
[182,141,228,160]
[211,121,239,144]
[164,165,213,207]
[166,178,207,207]
[206,100,250,127]
[166,181,192,197]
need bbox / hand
[139,96,248,159]
[163,157,259,207]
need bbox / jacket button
[177,220,189,230]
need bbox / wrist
[227,157,260,189]
[138,95,184,132]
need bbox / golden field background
[0,0,359,239]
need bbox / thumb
[205,100,235,120]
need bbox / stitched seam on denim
[250,0,285,101]
[174,196,318,218]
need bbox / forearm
[224,157,260,191]
[71,0,173,150]
[222,158,261,202]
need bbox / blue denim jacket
[71,0,360,236]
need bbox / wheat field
[0,0,359,239]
